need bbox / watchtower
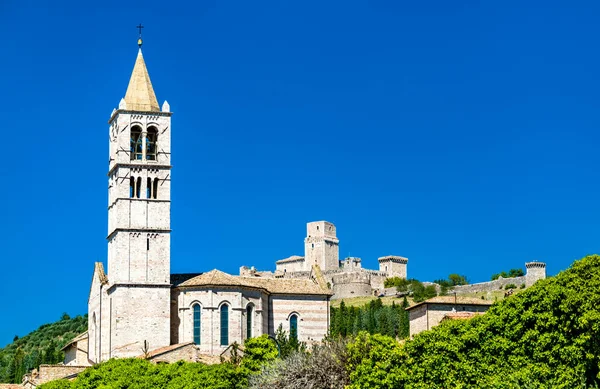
[304,221,340,272]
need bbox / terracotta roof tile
[179,269,331,295]
[61,331,88,351]
[442,311,486,321]
[140,342,195,359]
[275,255,305,264]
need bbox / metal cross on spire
[137,23,144,48]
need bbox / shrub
[492,268,525,281]
[240,335,278,373]
[505,283,517,290]
[347,255,600,388]
[249,339,349,389]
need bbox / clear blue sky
[0,0,599,346]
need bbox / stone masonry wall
[409,303,490,337]
[174,287,264,356]
[35,365,88,384]
[269,295,329,344]
[452,276,527,295]
[331,272,373,299]
[148,344,199,363]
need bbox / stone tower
[304,221,339,271]
[525,261,546,287]
[378,255,408,279]
[101,47,172,359]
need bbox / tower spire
[123,25,159,112]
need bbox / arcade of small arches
[130,125,158,161]
[129,176,159,199]
[188,302,300,346]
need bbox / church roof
[94,262,108,285]
[275,255,305,264]
[179,269,331,296]
[60,331,88,351]
[124,49,160,112]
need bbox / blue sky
[0,0,599,346]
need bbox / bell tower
[102,39,173,359]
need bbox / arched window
[130,126,143,160]
[136,177,142,198]
[130,177,135,198]
[153,178,159,199]
[146,127,158,161]
[146,178,151,199]
[193,304,201,345]
[92,313,98,362]
[289,314,298,341]
[220,304,229,346]
[246,304,253,339]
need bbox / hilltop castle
[240,221,409,299]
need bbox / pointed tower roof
[124,49,160,112]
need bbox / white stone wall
[64,338,89,366]
[525,262,546,287]
[269,295,329,344]
[108,112,172,170]
[331,272,372,299]
[107,232,170,284]
[107,285,171,359]
[409,303,490,337]
[88,268,110,363]
[92,104,173,363]
[172,287,329,355]
[173,287,266,356]
[275,258,306,273]
[378,257,408,279]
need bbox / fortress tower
[89,43,173,361]
[304,221,339,271]
[525,261,546,287]
[378,255,408,279]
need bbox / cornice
[108,109,172,124]
[106,228,172,240]
[107,162,172,176]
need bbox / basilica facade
[81,46,331,363]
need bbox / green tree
[448,273,468,286]
[241,335,278,372]
[491,268,525,280]
[345,255,600,388]
[10,347,25,384]
[275,325,305,359]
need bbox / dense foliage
[346,255,600,388]
[249,339,349,389]
[23,255,600,388]
[492,268,525,280]
[383,278,437,302]
[38,358,249,389]
[330,298,409,339]
[0,314,87,383]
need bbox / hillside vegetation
[21,255,600,388]
[0,314,87,384]
[347,254,600,388]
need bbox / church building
[81,42,331,363]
